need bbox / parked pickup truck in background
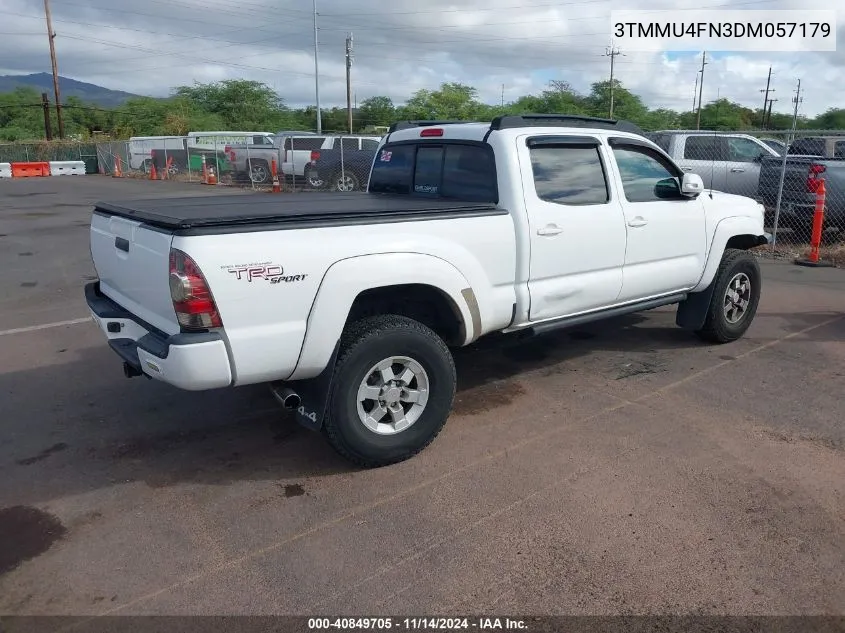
[305,136,381,191]
[85,114,768,467]
[228,133,380,185]
[646,131,779,198]
[756,135,845,232]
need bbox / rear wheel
[323,315,456,468]
[695,248,761,344]
[333,171,360,192]
[248,160,270,184]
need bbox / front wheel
[695,248,762,344]
[323,315,456,468]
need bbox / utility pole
[772,78,802,247]
[695,51,707,130]
[345,32,353,134]
[43,0,64,139]
[789,79,802,136]
[765,98,777,129]
[692,73,698,111]
[312,0,321,134]
[501,84,505,107]
[604,46,622,118]
[760,66,774,128]
[41,92,53,140]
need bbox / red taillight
[807,163,826,193]
[420,128,444,137]
[169,249,222,330]
[310,150,320,162]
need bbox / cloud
[1,0,841,118]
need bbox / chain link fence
[3,129,843,254]
[86,133,382,192]
[0,140,100,174]
[645,129,845,251]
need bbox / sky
[1,0,843,119]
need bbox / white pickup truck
[85,114,768,467]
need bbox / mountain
[0,73,141,107]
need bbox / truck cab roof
[384,114,648,145]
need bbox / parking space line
[55,312,845,624]
[0,317,91,337]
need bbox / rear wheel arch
[287,254,479,382]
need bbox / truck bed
[94,192,502,233]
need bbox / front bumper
[85,281,233,391]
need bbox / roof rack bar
[488,113,645,136]
[387,120,469,133]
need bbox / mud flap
[675,282,716,330]
[287,342,341,432]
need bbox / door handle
[537,224,563,236]
[730,167,745,173]
[627,217,648,228]
[682,167,693,171]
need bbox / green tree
[172,79,289,130]
[810,108,845,129]
[400,82,483,120]
[357,96,395,129]
[586,79,648,123]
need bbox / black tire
[323,315,456,468]
[304,166,325,189]
[248,160,270,184]
[695,248,762,344]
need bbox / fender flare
[287,252,478,382]
[677,216,766,330]
[692,216,767,293]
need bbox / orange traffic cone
[271,159,281,193]
[149,162,157,180]
[206,166,217,185]
[113,155,122,178]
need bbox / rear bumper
[85,281,232,391]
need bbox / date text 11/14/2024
[307,617,529,630]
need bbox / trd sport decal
[222,261,308,284]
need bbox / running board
[527,293,688,336]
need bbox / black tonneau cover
[94,192,501,231]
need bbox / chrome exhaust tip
[271,384,301,410]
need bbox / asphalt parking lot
[1,176,844,617]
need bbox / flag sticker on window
[379,150,392,162]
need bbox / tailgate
[759,158,810,193]
[90,212,180,335]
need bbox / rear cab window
[368,141,498,202]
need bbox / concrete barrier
[0,163,11,179]
[48,161,86,176]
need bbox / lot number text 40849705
[307,618,528,630]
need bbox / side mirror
[680,172,704,197]
[654,177,682,199]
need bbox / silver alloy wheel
[250,163,268,182]
[308,173,324,188]
[356,356,430,435]
[336,173,357,192]
[724,272,751,324]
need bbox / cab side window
[612,145,680,203]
